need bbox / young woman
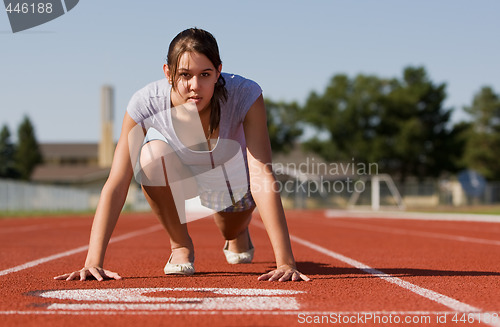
[55,28,309,282]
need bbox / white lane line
[0,225,163,277]
[252,222,500,327]
[329,220,500,246]
[286,233,480,312]
[326,210,500,223]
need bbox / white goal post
[348,174,405,211]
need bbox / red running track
[0,210,500,327]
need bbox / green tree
[14,116,43,180]
[0,124,19,179]
[380,66,455,180]
[301,73,387,163]
[462,86,500,180]
[265,98,302,154]
[300,66,458,181]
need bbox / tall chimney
[98,85,114,168]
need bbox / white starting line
[34,287,304,311]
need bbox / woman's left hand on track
[53,267,122,281]
[258,264,310,282]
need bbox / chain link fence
[2,177,499,213]
[0,179,91,212]
[398,179,500,207]
[276,174,500,209]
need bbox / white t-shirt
[126,73,262,211]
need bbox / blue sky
[1,0,499,142]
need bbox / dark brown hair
[167,28,227,138]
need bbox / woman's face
[165,51,221,113]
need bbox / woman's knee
[140,140,171,166]
[138,140,172,185]
[216,225,238,240]
[214,210,253,240]
[139,140,198,201]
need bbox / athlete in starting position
[55,28,309,282]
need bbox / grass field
[2,205,499,219]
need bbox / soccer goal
[347,174,405,211]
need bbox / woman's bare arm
[243,95,310,282]
[54,113,137,281]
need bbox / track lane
[1,210,499,326]
[286,211,500,313]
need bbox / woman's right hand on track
[53,267,122,281]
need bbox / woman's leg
[139,140,198,264]
[213,207,254,253]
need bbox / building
[30,86,142,209]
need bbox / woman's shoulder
[222,73,262,98]
[222,72,258,87]
[127,78,170,122]
[221,73,262,123]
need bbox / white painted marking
[47,300,298,311]
[0,245,89,277]
[0,225,162,277]
[36,287,304,311]
[326,209,500,223]
[329,220,500,246]
[252,221,500,327]
[285,233,480,312]
[39,287,302,301]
